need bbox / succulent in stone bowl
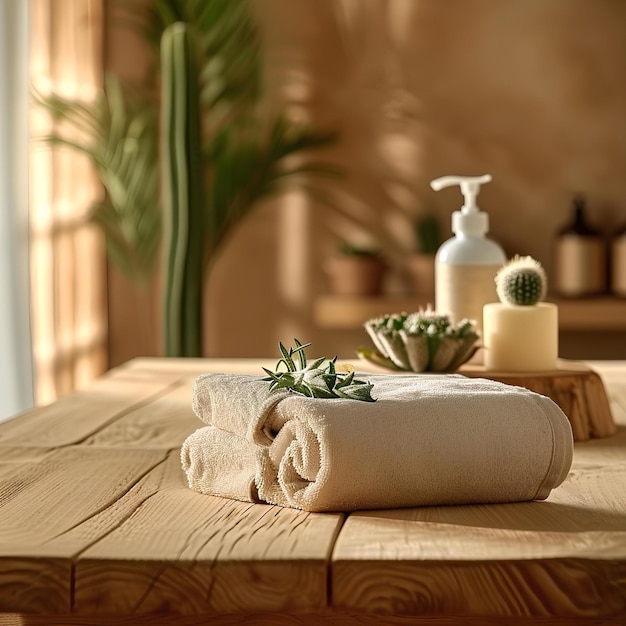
[358,308,480,373]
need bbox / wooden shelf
[314,294,626,331]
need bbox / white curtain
[0,0,34,421]
[29,0,107,405]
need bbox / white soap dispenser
[430,174,506,334]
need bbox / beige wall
[108,0,626,364]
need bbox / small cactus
[496,255,547,306]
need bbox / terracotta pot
[325,255,386,296]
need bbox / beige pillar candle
[483,302,558,371]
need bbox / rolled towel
[181,372,573,512]
[181,426,261,503]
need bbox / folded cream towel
[181,373,573,512]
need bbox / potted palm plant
[35,0,338,357]
[324,241,386,296]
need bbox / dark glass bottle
[554,195,606,297]
[611,221,626,297]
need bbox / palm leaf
[34,74,160,281]
[121,0,262,120]
[37,0,341,356]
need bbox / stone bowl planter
[359,309,480,373]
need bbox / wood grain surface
[0,371,184,447]
[74,453,341,616]
[0,359,342,618]
[1,358,625,624]
[2,612,625,626]
[331,363,626,621]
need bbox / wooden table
[0,358,625,626]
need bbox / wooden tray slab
[458,360,617,442]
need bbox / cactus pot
[325,255,386,296]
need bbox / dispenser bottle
[430,174,506,335]
[554,194,605,297]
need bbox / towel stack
[181,372,573,512]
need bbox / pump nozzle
[430,174,492,212]
[430,174,493,236]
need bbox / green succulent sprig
[262,340,375,402]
